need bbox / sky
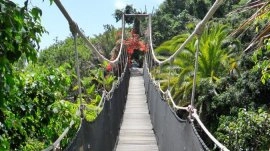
[13,0,164,49]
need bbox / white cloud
[115,0,126,9]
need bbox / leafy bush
[0,64,78,150]
[216,108,270,150]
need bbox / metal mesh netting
[65,68,130,151]
[143,66,207,151]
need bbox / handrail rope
[85,53,129,112]
[148,0,224,65]
[192,111,229,151]
[144,42,186,111]
[42,120,75,151]
[144,1,230,148]
[73,33,84,118]
[165,90,189,111]
[144,60,188,111]
[53,0,126,64]
[168,59,173,90]
[105,54,129,97]
[42,20,84,151]
[145,53,184,111]
[146,61,230,151]
[145,58,230,150]
[43,2,128,150]
[190,122,210,151]
[190,37,200,108]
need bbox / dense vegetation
[152,0,270,150]
[0,1,115,150]
[0,0,269,150]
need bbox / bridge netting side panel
[143,67,206,151]
[65,69,130,151]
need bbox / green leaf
[31,7,42,21]
[86,85,95,95]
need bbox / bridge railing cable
[42,22,82,151]
[143,61,209,150]
[144,0,230,150]
[43,49,129,150]
[53,0,126,64]
[148,0,224,65]
[192,111,229,151]
[42,0,129,150]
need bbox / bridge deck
[115,68,158,151]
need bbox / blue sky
[14,0,164,49]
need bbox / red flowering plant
[124,29,147,67]
[106,29,148,72]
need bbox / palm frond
[230,2,270,37]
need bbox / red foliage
[106,29,147,70]
[124,30,147,56]
[124,30,147,67]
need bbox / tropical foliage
[151,0,270,150]
[0,1,117,150]
[91,24,120,58]
[216,108,270,150]
[113,5,148,67]
[156,23,237,105]
[1,0,270,150]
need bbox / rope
[147,0,224,65]
[145,59,230,150]
[188,36,201,121]
[43,2,128,150]
[192,111,229,151]
[144,0,230,149]
[168,59,173,90]
[42,21,83,151]
[53,0,126,64]
[166,90,188,111]
[190,37,200,108]
[191,122,210,151]
[42,120,75,151]
[50,0,229,150]
[72,33,84,118]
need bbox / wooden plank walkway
[115,68,158,151]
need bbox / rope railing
[144,53,230,151]
[190,38,200,108]
[144,0,230,150]
[44,0,230,150]
[148,0,224,65]
[143,60,209,150]
[53,0,126,64]
[42,49,129,151]
[166,90,189,111]
[42,120,75,151]
[143,63,188,111]
[42,1,130,150]
[192,111,229,151]
[42,53,129,151]
[84,56,129,112]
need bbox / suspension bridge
[43,0,229,150]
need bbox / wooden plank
[115,71,158,151]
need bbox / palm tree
[230,1,270,52]
[156,23,238,107]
